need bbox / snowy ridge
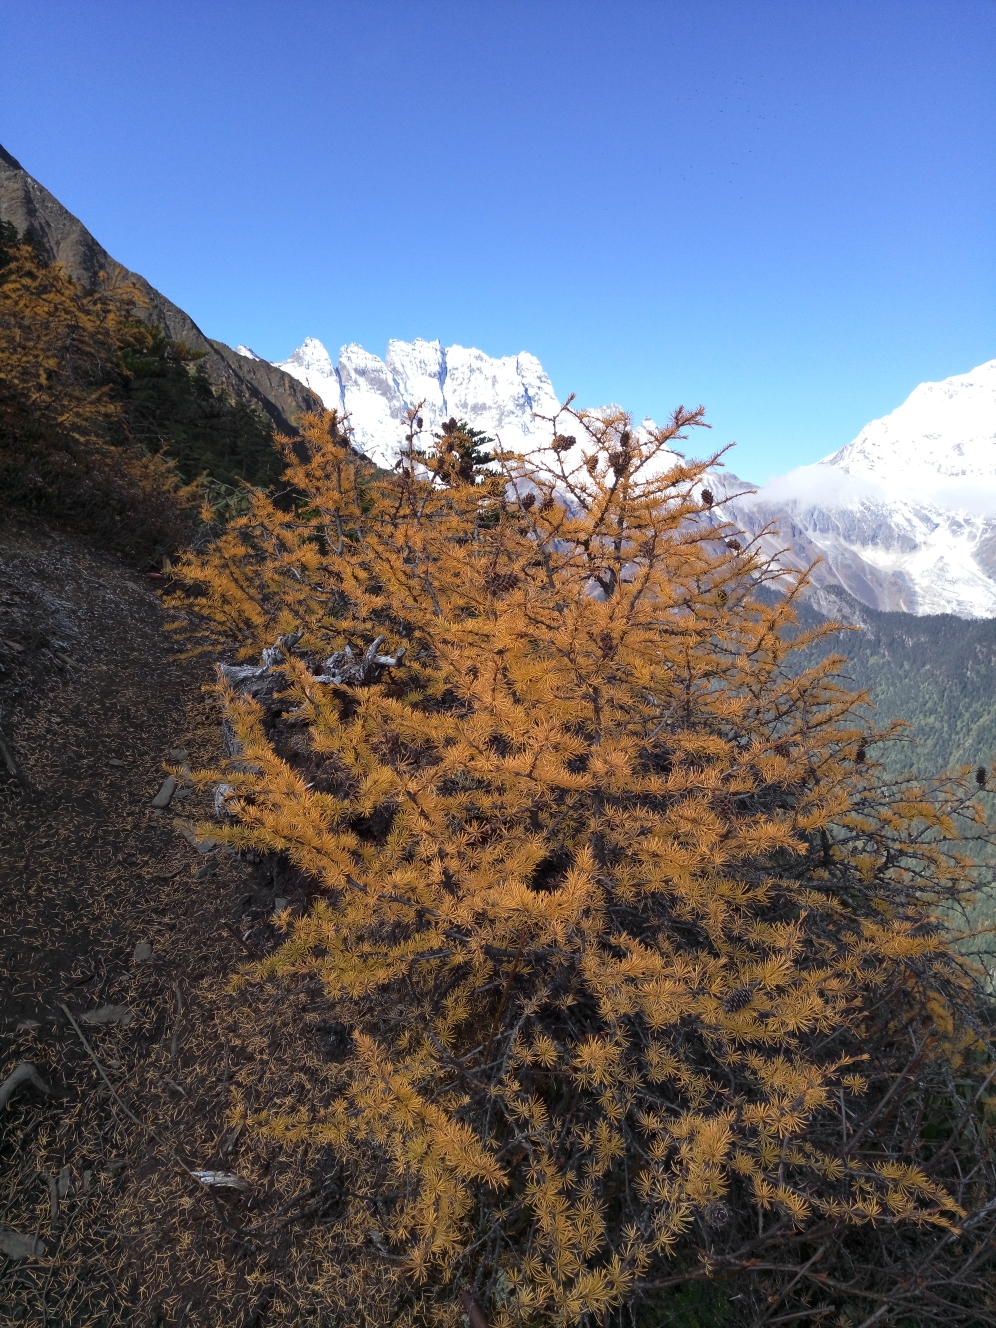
[274,336,560,468]
[722,359,996,617]
[828,359,996,493]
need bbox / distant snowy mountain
[274,336,561,468]
[267,335,996,618]
[723,360,996,617]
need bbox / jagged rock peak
[281,335,336,375]
[274,336,561,468]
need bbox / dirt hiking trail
[0,519,404,1328]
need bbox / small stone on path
[151,776,177,808]
[133,942,152,963]
[0,1230,46,1259]
[154,862,185,879]
[81,1005,134,1026]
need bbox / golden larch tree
[175,404,996,1326]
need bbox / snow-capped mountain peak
[726,358,996,618]
[273,337,341,416]
[280,335,336,377]
[825,358,996,496]
[273,336,561,468]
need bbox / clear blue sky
[1,1,993,480]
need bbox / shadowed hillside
[0,143,320,436]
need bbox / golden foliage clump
[0,235,196,558]
[177,405,996,1325]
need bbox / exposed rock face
[275,336,561,468]
[0,143,320,435]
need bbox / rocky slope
[0,143,320,435]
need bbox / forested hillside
[0,219,284,563]
[0,142,320,435]
[793,585,996,779]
